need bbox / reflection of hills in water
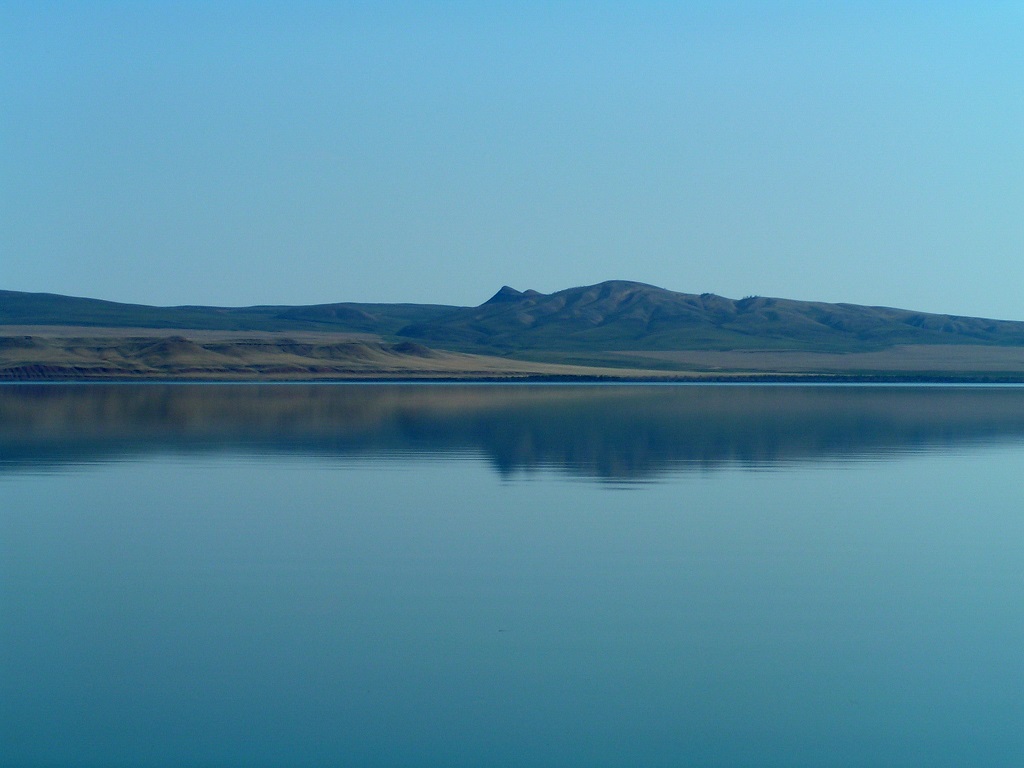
[3,384,1024,480]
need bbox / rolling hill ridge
[0,289,455,334]
[397,281,1024,352]
[4,281,1024,357]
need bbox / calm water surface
[2,384,1023,767]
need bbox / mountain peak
[484,286,540,305]
[484,286,522,304]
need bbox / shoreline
[4,372,1024,384]
[5,326,1024,384]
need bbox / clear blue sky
[2,1,1022,318]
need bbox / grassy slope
[0,329,672,380]
[5,283,1024,379]
[4,329,1024,381]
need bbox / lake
[2,383,1022,767]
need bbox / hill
[0,289,454,334]
[4,282,1024,380]
[0,329,663,381]
[396,281,1024,353]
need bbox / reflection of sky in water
[2,441,1022,767]
[4,383,1024,480]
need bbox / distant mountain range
[4,281,1024,355]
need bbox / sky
[2,1,1022,319]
